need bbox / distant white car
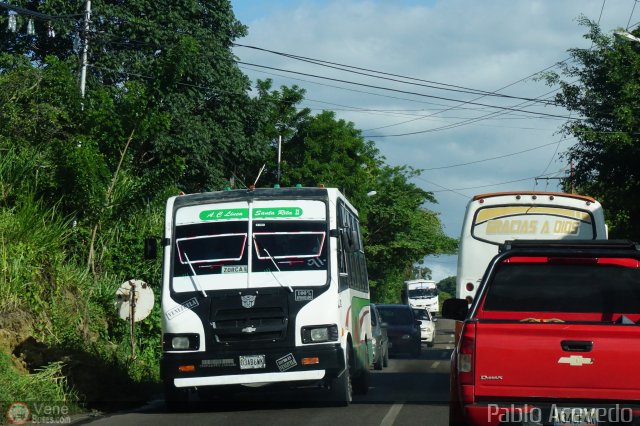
[413,308,436,347]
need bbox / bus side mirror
[144,237,158,260]
[442,298,469,321]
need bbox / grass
[0,352,80,415]
[0,191,164,413]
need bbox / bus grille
[211,307,288,343]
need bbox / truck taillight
[465,282,474,292]
[458,321,476,386]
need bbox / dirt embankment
[1,309,158,411]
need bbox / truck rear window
[482,262,640,313]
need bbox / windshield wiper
[183,251,207,298]
[254,237,293,293]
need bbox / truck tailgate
[474,322,640,399]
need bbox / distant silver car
[413,308,436,347]
[370,303,389,370]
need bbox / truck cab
[443,240,640,426]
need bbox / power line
[234,43,555,105]
[361,60,568,133]
[421,139,571,171]
[95,28,575,133]
[240,63,551,125]
[362,81,571,138]
[597,0,607,25]
[238,64,487,111]
[0,2,83,20]
[424,168,568,194]
[627,0,639,30]
[238,61,577,122]
[413,175,470,199]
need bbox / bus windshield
[176,233,247,265]
[252,220,327,272]
[408,288,438,298]
[174,221,248,276]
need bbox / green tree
[410,264,433,280]
[365,165,457,302]
[543,18,640,239]
[1,0,266,194]
[270,108,457,302]
[437,275,456,296]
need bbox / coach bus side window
[337,202,349,291]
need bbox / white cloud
[231,0,634,272]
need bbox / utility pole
[79,0,91,98]
[277,135,282,185]
[570,160,574,194]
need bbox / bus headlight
[172,337,190,349]
[163,333,200,351]
[301,325,339,343]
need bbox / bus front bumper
[161,344,345,388]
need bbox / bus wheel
[329,349,352,406]
[164,380,189,412]
[353,368,370,395]
[353,344,370,395]
[374,352,383,370]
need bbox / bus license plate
[239,355,266,370]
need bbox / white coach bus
[456,191,607,304]
[160,186,371,408]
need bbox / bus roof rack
[499,239,640,253]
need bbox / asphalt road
[76,319,457,426]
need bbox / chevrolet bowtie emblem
[558,355,594,366]
[242,326,257,333]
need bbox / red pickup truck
[443,240,640,426]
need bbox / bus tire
[353,367,370,395]
[374,352,383,370]
[353,343,370,395]
[329,350,352,406]
[164,380,189,412]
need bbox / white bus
[402,279,439,315]
[160,187,371,408]
[456,191,607,304]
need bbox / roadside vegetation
[541,18,640,238]
[0,0,457,412]
[4,3,633,414]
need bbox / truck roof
[499,239,640,253]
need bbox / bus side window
[337,202,350,291]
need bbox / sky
[229,0,638,281]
